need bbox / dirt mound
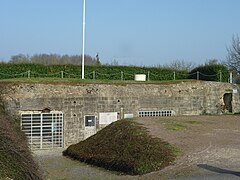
[63,119,177,175]
[0,106,42,180]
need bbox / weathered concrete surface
[0,81,239,147]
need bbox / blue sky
[1,0,240,66]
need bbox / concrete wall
[0,81,239,147]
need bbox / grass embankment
[0,77,197,85]
[0,63,188,81]
[0,106,42,179]
[63,119,177,175]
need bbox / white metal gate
[21,112,64,150]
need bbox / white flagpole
[82,0,86,79]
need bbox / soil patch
[135,115,240,179]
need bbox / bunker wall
[0,81,239,147]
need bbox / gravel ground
[33,115,240,180]
[34,149,139,180]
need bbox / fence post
[230,71,233,83]
[197,71,199,80]
[28,70,30,78]
[93,71,95,80]
[219,70,222,82]
[173,71,176,80]
[147,71,150,81]
[61,71,64,78]
[121,71,123,81]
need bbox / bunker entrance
[21,112,64,150]
[223,93,232,113]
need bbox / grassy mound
[63,119,177,175]
[0,106,42,179]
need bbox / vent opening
[138,110,174,117]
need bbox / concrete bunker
[1,81,239,150]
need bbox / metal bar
[40,114,43,149]
[230,72,233,83]
[52,113,54,148]
[219,70,222,82]
[61,71,64,78]
[61,113,64,148]
[82,0,86,79]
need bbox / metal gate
[21,112,64,150]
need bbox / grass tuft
[166,122,187,131]
[63,119,177,175]
[159,119,201,131]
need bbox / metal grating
[138,110,174,117]
[21,112,64,150]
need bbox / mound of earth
[0,106,42,180]
[63,119,177,175]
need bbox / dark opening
[42,108,51,113]
[223,93,233,113]
[85,116,96,127]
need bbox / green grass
[160,119,201,131]
[0,77,198,86]
[0,63,188,81]
[63,119,177,175]
[165,122,187,131]
[185,120,201,125]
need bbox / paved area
[34,149,137,180]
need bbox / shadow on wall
[197,164,240,177]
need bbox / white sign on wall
[233,89,238,94]
[99,112,118,125]
[124,114,134,119]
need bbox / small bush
[63,119,177,175]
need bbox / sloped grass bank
[63,119,177,175]
[0,63,187,81]
[0,107,42,179]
